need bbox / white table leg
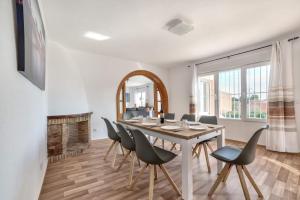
[181,140,193,200]
[217,128,225,172]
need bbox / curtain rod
[194,36,299,66]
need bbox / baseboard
[37,158,48,200]
[92,137,108,141]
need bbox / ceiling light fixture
[166,18,194,36]
[84,31,110,41]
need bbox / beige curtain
[189,65,198,120]
[267,40,299,152]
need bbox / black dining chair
[192,115,218,173]
[115,123,140,186]
[170,114,196,151]
[129,129,181,200]
[208,125,269,200]
[101,117,124,168]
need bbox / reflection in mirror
[123,76,154,119]
[116,70,168,121]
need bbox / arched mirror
[116,70,168,120]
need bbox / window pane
[197,75,215,116]
[219,69,241,119]
[246,64,270,120]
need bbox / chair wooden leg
[111,142,119,168]
[159,165,181,196]
[206,142,214,152]
[154,165,158,180]
[203,143,211,173]
[222,164,232,183]
[236,165,250,200]
[149,165,155,200]
[208,163,230,196]
[242,166,263,198]
[192,143,200,157]
[120,145,125,156]
[128,152,135,186]
[104,140,116,160]
[170,143,177,151]
[153,137,158,145]
[136,156,141,167]
[116,150,131,171]
[197,144,202,158]
[129,164,148,190]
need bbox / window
[246,65,270,120]
[219,69,241,119]
[157,90,161,111]
[197,75,215,115]
[197,62,270,121]
[134,91,146,107]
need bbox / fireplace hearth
[47,112,93,162]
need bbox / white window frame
[197,74,215,116]
[218,68,242,120]
[198,61,270,123]
[243,62,270,122]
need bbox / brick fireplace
[47,112,93,162]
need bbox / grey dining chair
[208,125,269,200]
[114,123,140,186]
[180,114,196,121]
[129,129,181,200]
[123,112,133,120]
[164,113,175,120]
[153,113,175,148]
[192,115,218,173]
[170,114,196,151]
[101,117,124,168]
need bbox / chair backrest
[165,113,175,120]
[101,117,120,141]
[181,114,195,121]
[199,115,218,125]
[115,123,135,151]
[131,129,162,164]
[234,125,269,165]
[123,112,133,120]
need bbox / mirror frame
[116,70,168,120]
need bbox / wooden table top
[119,119,224,140]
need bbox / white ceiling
[41,0,300,68]
[126,76,153,87]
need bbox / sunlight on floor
[262,156,300,175]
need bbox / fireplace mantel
[47,112,93,162]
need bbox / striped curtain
[267,40,299,152]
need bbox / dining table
[119,118,225,200]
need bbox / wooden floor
[39,139,300,200]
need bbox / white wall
[169,66,193,120]
[48,47,169,139]
[0,1,48,200]
[168,40,300,146]
[46,41,89,115]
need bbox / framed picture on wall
[16,0,46,90]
